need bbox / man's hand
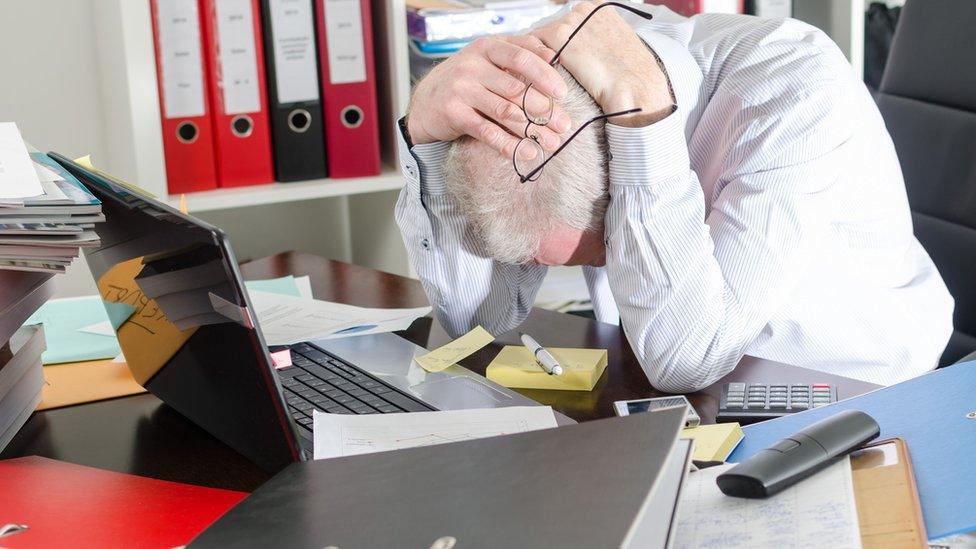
[530,2,674,127]
[406,35,572,158]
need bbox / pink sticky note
[270,349,292,369]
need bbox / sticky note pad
[415,326,494,372]
[486,346,608,391]
[681,423,744,462]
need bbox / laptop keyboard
[276,343,432,432]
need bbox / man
[395,2,954,392]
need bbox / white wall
[0,0,406,297]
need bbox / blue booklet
[728,361,976,540]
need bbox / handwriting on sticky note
[415,326,494,372]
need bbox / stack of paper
[0,123,104,273]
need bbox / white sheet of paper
[33,161,63,183]
[673,458,862,549]
[313,406,558,459]
[77,320,116,337]
[215,0,262,114]
[155,0,207,118]
[248,290,430,345]
[294,275,313,299]
[0,123,44,199]
[268,0,320,104]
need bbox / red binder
[199,0,275,188]
[150,0,219,193]
[315,0,381,178]
[0,456,246,548]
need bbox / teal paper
[24,296,125,364]
[24,277,300,365]
[244,276,301,298]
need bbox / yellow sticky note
[415,326,494,372]
[681,423,744,462]
[486,346,608,391]
[179,193,188,214]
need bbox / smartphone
[613,396,701,428]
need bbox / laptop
[50,153,565,473]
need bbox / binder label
[323,0,367,85]
[156,0,206,119]
[269,0,320,104]
[214,0,262,114]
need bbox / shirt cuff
[606,108,689,187]
[396,117,451,196]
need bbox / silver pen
[519,332,563,376]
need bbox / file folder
[0,456,245,548]
[150,0,219,193]
[200,0,275,188]
[260,0,328,182]
[315,0,381,178]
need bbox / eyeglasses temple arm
[519,107,642,183]
[548,2,655,66]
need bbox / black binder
[260,0,328,181]
[190,407,693,548]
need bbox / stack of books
[0,123,104,274]
[0,272,54,451]
[407,0,561,82]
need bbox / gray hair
[443,66,609,264]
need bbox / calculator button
[812,383,830,388]
[725,402,745,409]
[791,403,810,410]
[769,401,788,408]
[770,385,788,390]
[813,402,829,408]
[728,383,746,390]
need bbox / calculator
[715,382,836,425]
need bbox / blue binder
[728,360,976,540]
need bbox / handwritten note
[673,458,862,549]
[414,326,494,373]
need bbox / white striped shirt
[395,7,954,391]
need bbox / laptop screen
[49,153,302,472]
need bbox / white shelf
[173,169,405,212]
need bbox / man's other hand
[531,2,674,127]
[406,36,572,158]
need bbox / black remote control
[716,409,880,498]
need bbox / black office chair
[874,0,976,366]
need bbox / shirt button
[405,165,417,178]
[420,238,431,250]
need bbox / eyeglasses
[513,2,654,183]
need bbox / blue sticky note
[24,296,124,364]
[244,276,301,298]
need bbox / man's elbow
[640,352,738,394]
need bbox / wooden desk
[2,252,880,491]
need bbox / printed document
[248,290,431,345]
[313,406,558,459]
[673,458,862,548]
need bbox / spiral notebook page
[674,457,862,549]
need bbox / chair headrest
[880,0,976,112]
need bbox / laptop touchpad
[410,376,512,409]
